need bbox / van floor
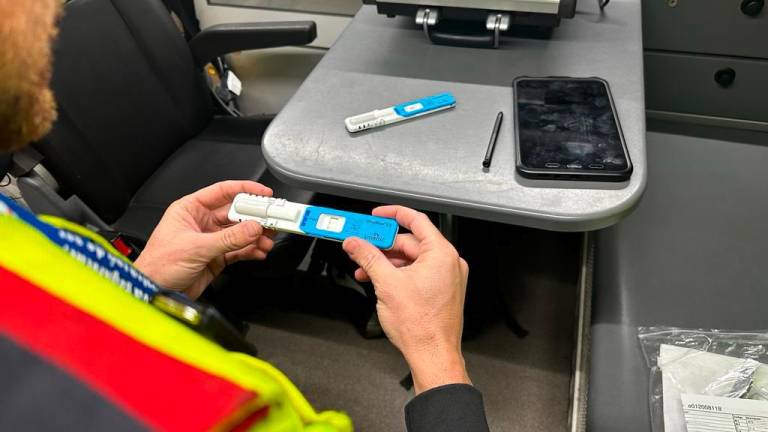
[214,221,582,432]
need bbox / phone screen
[515,78,630,175]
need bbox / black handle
[429,29,494,48]
[741,0,764,16]
[714,67,736,88]
[425,20,496,49]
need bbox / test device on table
[344,92,456,133]
[228,194,399,250]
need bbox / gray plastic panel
[643,0,768,59]
[645,52,768,123]
[207,0,361,16]
[376,0,561,15]
[263,1,647,232]
[588,121,768,431]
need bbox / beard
[0,0,61,153]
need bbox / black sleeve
[404,384,490,432]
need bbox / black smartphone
[514,77,632,182]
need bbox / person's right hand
[342,206,471,394]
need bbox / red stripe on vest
[231,406,272,432]
[0,266,267,431]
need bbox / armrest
[189,21,317,67]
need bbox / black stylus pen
[482,112,504,168]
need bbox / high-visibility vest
[0,194,352,431]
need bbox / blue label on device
[394,92,456,118]
[299,206,399,250]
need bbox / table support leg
[439,213,458,244]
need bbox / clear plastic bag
[637,327,768,432]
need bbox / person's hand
[342,206,471,394]
[134,181,274,299]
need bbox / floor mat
[239,222,582,431]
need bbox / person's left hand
[134,181,274,299]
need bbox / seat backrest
[38,0,213,223]
[0,154,10,180]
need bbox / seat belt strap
[161,0,200,40]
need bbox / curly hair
[0,0,60,152]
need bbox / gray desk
[263,1,646,231]
[589,121,768,431]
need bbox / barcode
[687,403,724,412]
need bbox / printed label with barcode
[682,394,768,432]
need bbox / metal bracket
[485,13,510,49]
[415,8,439,42]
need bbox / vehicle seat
[0,155,9,180]
[28,0,317,271]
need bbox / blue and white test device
[228,194,399,250]
[344,92,456,133]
